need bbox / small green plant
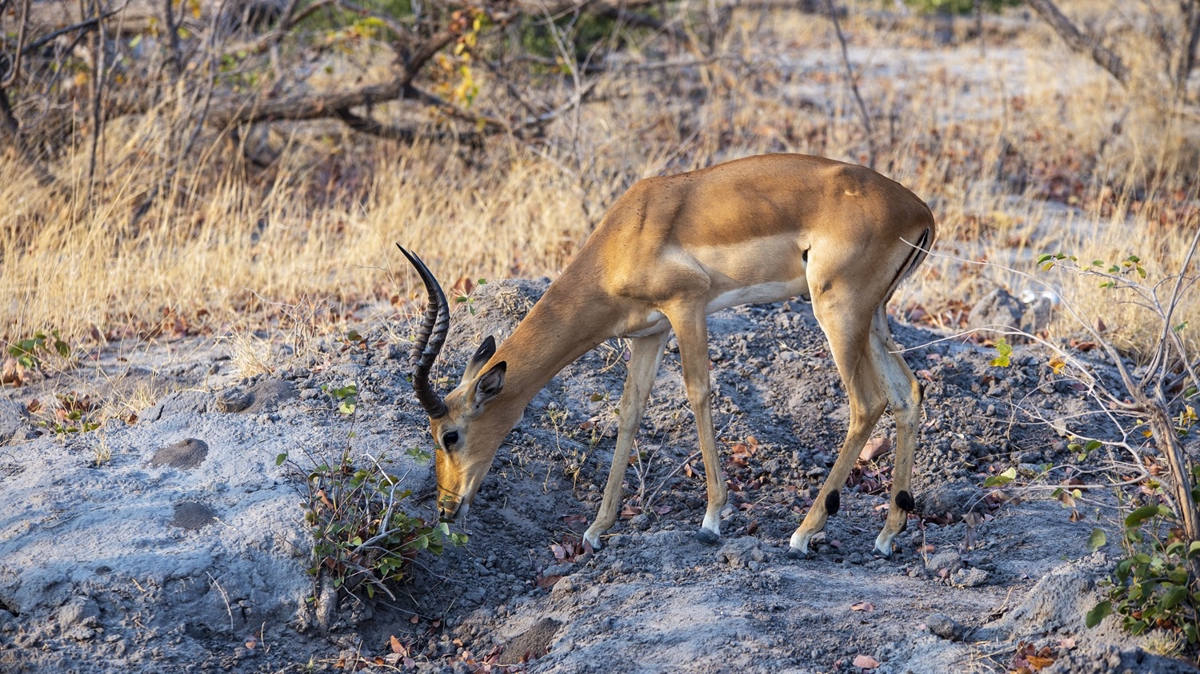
[989,336,1012,366]
[281,449,467,600]
[7,329,69,368]
[1036,252,1147,288]
[1088,498,1200,642]
[454,278,488,316]
[405,445,433,463]
[4,330,70,385]
[28,393,101,434]
[322,382,358,415]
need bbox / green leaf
[1083,440,1102,452]
[1188,541,1200,559]
[1161,584,1188,610]
[983,467,1017,487]
[276,452,288,466]
[990,337,1012,367]
[1125,504,1162,529]
[1088,528,1107,551]
[1086,600,1112,628]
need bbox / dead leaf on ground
[859,437,892,462]
[852,654,880,669]
[850,602,875,612]
[536,574,562,589]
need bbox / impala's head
[398,245,511,523]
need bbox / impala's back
[589,154,935,338]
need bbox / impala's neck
[489,266,617,421]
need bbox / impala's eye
[441,431,460,448]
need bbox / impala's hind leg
[788,296,888,557]
[584,331,670,550]
[869,307,922,556]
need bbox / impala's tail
[883,226,933,305]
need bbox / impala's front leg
[584,332,670,550]
[665,303,727,544]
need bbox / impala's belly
[617,234,810,338]
[622,278,809,338]
[704,278,810,313]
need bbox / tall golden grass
[1,4,1196,361]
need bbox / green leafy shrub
[281,448,467,600]
[1089,497,1200,643]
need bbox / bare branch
[1025,0,1130,86]
[1,0,30,87]
[20,2,126,56]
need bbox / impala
[399,153,935,557]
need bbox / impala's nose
[438,500,470,528]
[437,498,458,522]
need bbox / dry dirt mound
[0,279,1194,673]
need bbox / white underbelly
[622,279,807,338]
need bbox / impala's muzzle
[438,498,468,525]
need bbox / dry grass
[1,3,1197,363]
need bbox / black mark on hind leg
[896,490,914,512]
[824,490,840,516]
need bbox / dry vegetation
[1,0,1198,361]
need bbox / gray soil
[1,278,1197,673]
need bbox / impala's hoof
[785,546,811,560]
[582,530,603,551]
[694,529,720,545]
[873,531,896,558]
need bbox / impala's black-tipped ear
[461,336,497,384]
[473,336,496,364]
[472,361,506,408]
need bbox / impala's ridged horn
[397,244,449,419]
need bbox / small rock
[629,513,651,531]
[542,563,572,578]
[551,576,577,594]
[216,389,253,413]
[951,567,989,587]
[718,536,766,569]
[57,598,100,632]
[926,613,962,641]
[967,288,1030,342]
[925,550,963,573]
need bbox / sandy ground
[2,277,1198,673]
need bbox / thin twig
[22,2,128,55]
[1,0,30,87]
[825,0,874,169]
